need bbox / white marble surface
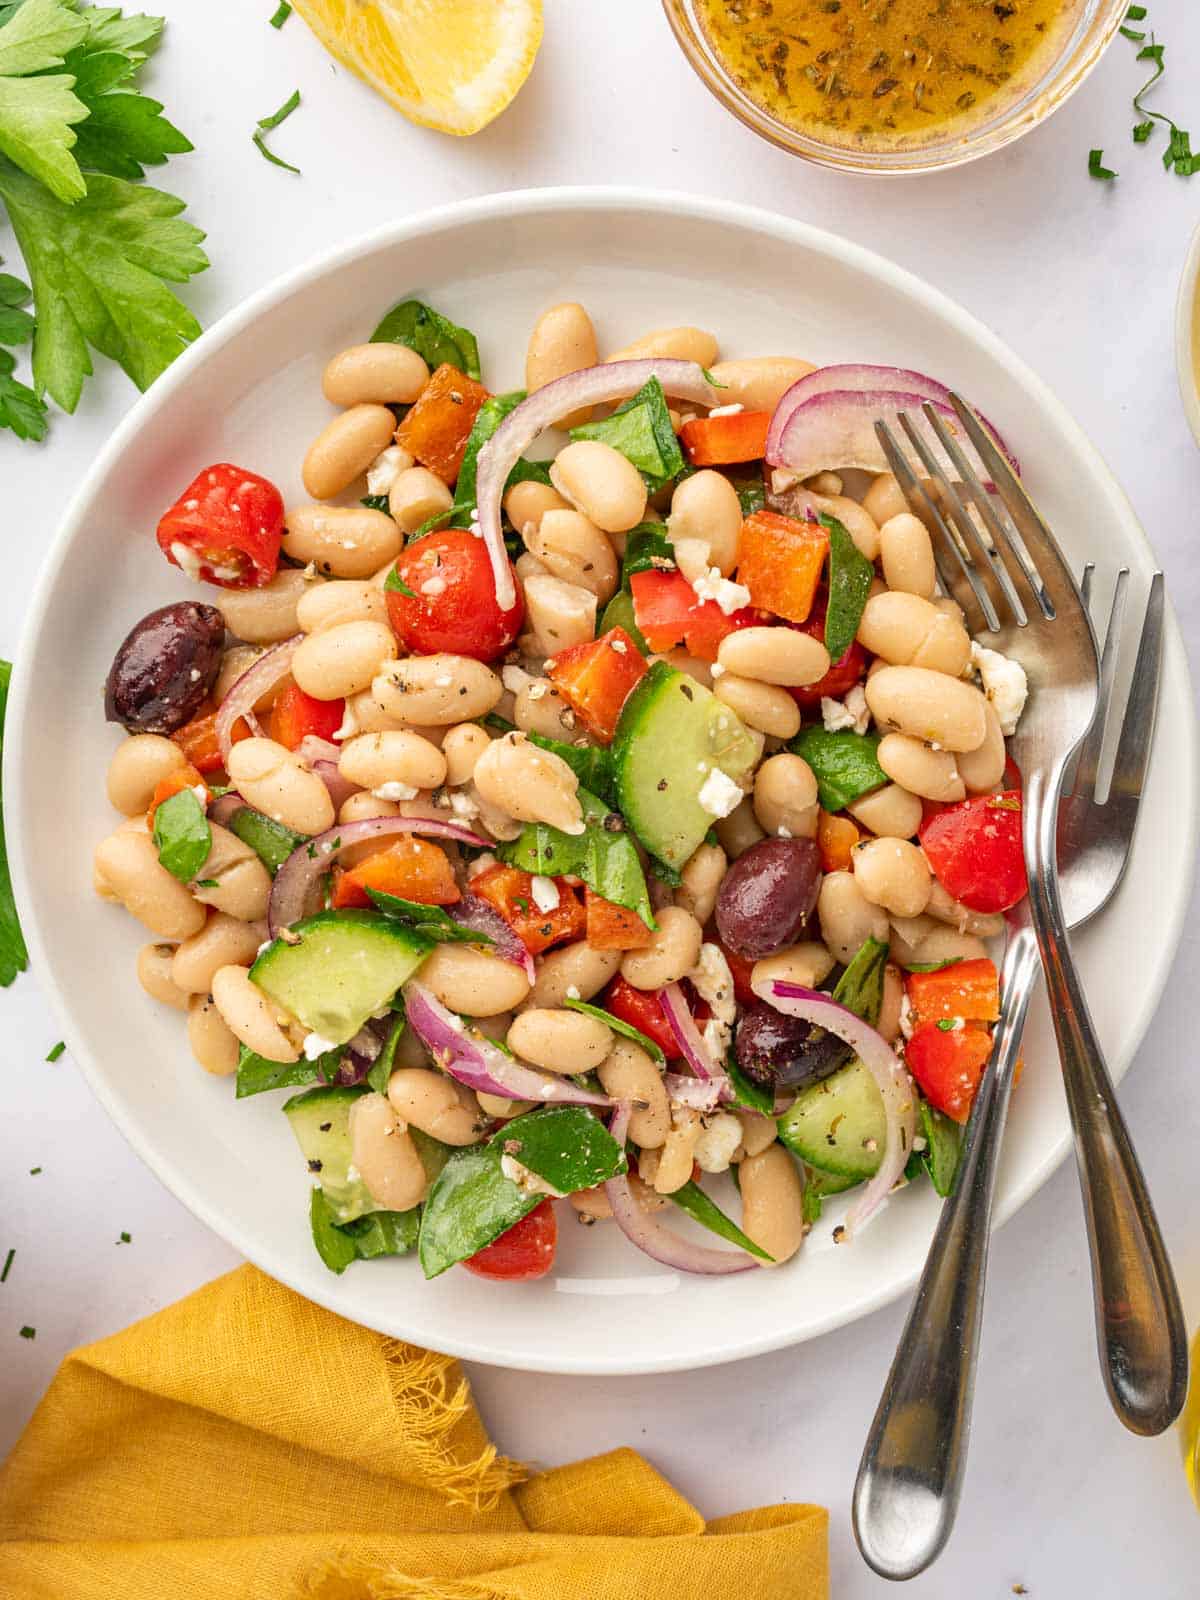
[3,1,1200,1591]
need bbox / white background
[3,2,1200,1593]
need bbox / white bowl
[1176,222,1200,448]
[8,188,1195,1375]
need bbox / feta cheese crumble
[706,403,745,419]
[898,992,915,1042]
[366,446,409,496]
[530,875,560,913]
[692,567,752,616]
[303,1031,339,1061]
[689,942,737,1060]
[821,683,870,735]
[500,1154,566,1199]
[170,541,203,582]
[971,641,1028,735]
[697,767,743,818]
[693,1111,744,1174]
[333,704,358,742]
[373,781,419,802]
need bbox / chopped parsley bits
[45,1040,65,1062]
[19,1325,35,1340]
[253,89,302,174]
[1,1247,12,1283]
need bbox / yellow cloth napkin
[0,1264,828,1599]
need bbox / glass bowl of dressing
[662,0,1128,175]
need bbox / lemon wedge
[291,0,544,136]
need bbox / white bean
[338,730,447,793]
[322,343,429,407]
[606,327,718,367]
[550,440,647,535]
[388,467,454,535]
[472,731,583,833]
[876,733,965,803]
[705,357,815,413]
[597,1039,670,1147]
[226,737,336,835]
[753,752,819,839]
[529,942,621,1007]
[667,470,742,576]
[504,480,571,538]
[386,1068,484,1145]
[852,837,932,918]
[283,505,401,581]
[137,942,190,1010]
[296,579,390,634]
[714,673,800,739]
[348,1092,429,1211]
[751,941,835,994]
[817,870,889,965]
[866,665,988,752]
[187,994,240,1076]
[718,627,830,687]
[956,701,1006,793]
[620,906,702,990]
[441,722,491,786]
[171,912,266,994]
[739,1145,804,1265]
[525,301,599,429]
[507,1008,614,1074]
[522,575,597,655]
[94,830,205,940]
[210,964,298,1061]
[675,842,727,925]
[857,592,970,677]
[420,943,531,1015]
[293,620,397,701]
[846,782,924,840]
[372,653,501,726]
[530,508,619,600]
[879,513,937,599]
[303,404,396,500]
[106,735,186,816]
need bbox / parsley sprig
[1091,6,1200,180]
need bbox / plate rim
[8,185,1197,1375]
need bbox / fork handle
[852,925,1041,1580]
[1026,771,1188,1436]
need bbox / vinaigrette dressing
[696,0,1082,151]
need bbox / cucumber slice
[284,1085,374,1223]
[612,661,760,869]
[251,910,430,1046]
[777,1058,887,1180]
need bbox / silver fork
[851,401,1187,1580]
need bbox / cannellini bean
[550,440,647,535]
[348,1092,429,1211]
[302,404,396,500]
[343,688,405,735]
[507,1008,614,1074]
[890,916,989,967]
[106,735,187,816]
[817,870,889,966]
[956,701,1007,793]
[372,653,501,726]
[388,467,454,535]
[94,830,205,939]
[878,962,905,1044]
[191,823,272,921]
[137,943,190,1010]
[923,879,1006,938]
[504,480,571,537]
[879,513,937,599]
[714,795,766,859]
[718,627,830,687]
[187,994,240,1076]
[705,356,815,413]
[714,673,800,739]
[335,791,399,865]
[751,941,835,994]
[862,472,909,527]
[338,730,447,793]
[296,579,390,634]
[322,342,429,407]
[653,1106,703,1194]
[293,620,397,701]
[733,1107,778,1160]
[753,752,819,839]
[420,943,531,1015]
[171,912,266,994]
[283,505,402,580]
[852,837,932,918]
[876,733,966,803]
[620,906,703,991]
[210,964,299,1061]
[522,574,597,655]
[217,568,311,644]
[675,842,727,925]
[386,1068,484,1145]
[473,731,583,833]
[866,666,988,753]
[805,471,843,496]
[857,592,970,677]
[529,508,619,600]
[667,470,742,575]
[525,301,599,428]
[226,737,336,835]
[596,1039,671,1148]
[215,646,288,712]
[529,941,621,1007]
[442,721,490,786]
[513,678,576,740]
[739,1145,804,1264]
[803,489,881,561]
[846,782,924,840]
[606,326,718,367]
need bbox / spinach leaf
[370,297,481,380]
[725,1053,774,1115]
[820,512,874,663]
[152,786,211,883]
[498,785,655,927]
[448,390,552,526]
[571,377,684,491]
[384,565,416,598]
[903,957,964,974]
[366,888,491,946]
[236,1043,341,1098]
[228,806,307,876]
[832,935,890,1026]
[360,493,390,513]
[367,1010,405,1095]
[916,1098,962,1197]
[598,588,649,654]
[310,1187,419,1274]
[668,1178,774,1261]
[802,1165,856,1226]
[564,997,664,1063]
[619,522,675,586]
[790,727,887,812]
[418,1106,626,1278]
[527,732,616,807]
[0,659,26,986]
[731,475,766,517]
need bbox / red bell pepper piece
[629,569,757,662]
[679,411,772,466]
[544,627,647,742]
[269,683,345,751]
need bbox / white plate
[9,188,1195,1376]
[1175,221,1200,448]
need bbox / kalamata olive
[714,837,821,959]
[104,601,224,734]
[735,1000,849,1094]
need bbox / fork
[851,400,1188,1580]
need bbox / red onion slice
[663,1073,726,1112]
[312,759,359,813]
[447,894,535,982]
[756,978,916,1236]
[295,735,341,767]
[404,981,611,1107]
[658,983,731,1102]
[603,1102,758,1276]
[215,636,302,762]
[475,359,719,609]
[208,792,244,827]
[268,815,489,936]
[767,388,1013,490]
[765,363,1018,472]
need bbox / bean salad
[95,294,1031,1283]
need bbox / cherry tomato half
[602,975,683,1059]
[462,1199,557,1281]
[919,790,1027,914]
[386,527,523,662]
[906,1022,993,1123]
[156,463,284,589]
